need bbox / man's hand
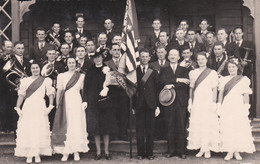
[155,107,160,117]
[241,60,248,67]
[164,84,174,90]
[132,109,135,115]
[176,78,190,84]
[82,102,88,111]
[44,105,54,115]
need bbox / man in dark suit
[196,19,210,45]
[103,19,116,47]
[217,28,240,58]
[169,28,189,53]
[233,27,255,78]
[45,22,64,50]
[149,45,169,140]
[159,48,189,159]
[64,31,79,56]
[75,46,92,74]
[85,40,95,67]
[187,29,206,60]
[97,32,111,62]
[208,42,229,76]
[104,43,129,140]
[72,15,92,44]
[179,45,198,71]
[134,48,160,160]
[30,27,55,64]
[144,19,161,55]
[6,41,30,136]
[0,40,13,132]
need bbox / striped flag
[118,0,140,84]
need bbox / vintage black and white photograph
[0,0,259,163]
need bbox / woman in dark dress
[82,50,117,160]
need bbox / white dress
[219,76,255,153]
[15,77,54,157]
[53,72,89,154]
[187,68,220,152]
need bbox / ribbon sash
[51,72,81,146]
[223,75,243,101]
[192,68,212,101]
[24,76,45,99]
[140,68,153,86]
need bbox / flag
[118,0,140,84]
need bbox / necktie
[40,43,44,50]
[160,60,163,66]
[172,65,176,73]
[236,41,240,47]
[115,60,119,68]
[217,58,221,68]
[19,57,23,65]
[143,67,146,74]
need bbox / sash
[24,76,45,99]
[222,75,243,102]
[51,72,81,146]
[192,68,212,101]
[140,68,153,86]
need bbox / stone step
[251,118,260,128]
[252,127,260,137]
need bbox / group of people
[0,16,256,163]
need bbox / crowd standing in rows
[0,16,256,163]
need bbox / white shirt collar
[170,63,177,72]
[154,30,160,38]
[77,28,83,31]
[158,59,166,65]
[236,39,243,47]
[140,65,148,73]
[216,55,224,62]
[38,41,45,48]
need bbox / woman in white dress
[187,52,219,158]
[51,57,89,162]
[14,61,55,163]
[218,58,255,160]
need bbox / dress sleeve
[241,76,252,95]
[189,70,196,88]
[56,73,63,90]
[45,77,56,96]
[210,70,219,88]
[218,76,225,91]
[18,78,27,97]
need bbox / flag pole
[129,97,133,158]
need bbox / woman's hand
[155,107,160,117]
[187,98,192,113]
[44,105,54,115]
[216,103,222,116]
[82,102,88,111]
[164,84,174,90]
[100,87,109,97]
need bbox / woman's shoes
[35,156,41,163]
[94,154,102,160]
[26,157,32,163]
[61,154,69,162]
[234,152,242,160]
[224,152,233,161]
[105,154,112,160]
[74,152,80,161]
[204,151,211,158]
[195,151,204,157]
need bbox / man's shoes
[137,156,143,160]
[165,153,175,158]
[105,154,112,160]
[94,154,102,160]
[178,154,187,159]
[147,156,155,160]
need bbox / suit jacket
[144,31,159,53]
[134,66,159,110]
[30,42,55,64]
[207,53,229,76]
[149,60,170,74]
[159,65,189,108]
[104,29,116,47]
[225,42,240,58]
[79,56,93,74]
[104,59,118,72]
[169,40,189,51]
[72,29,92,42]
[189,42,206,60]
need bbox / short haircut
[187,28,196,33]
[159,31,168,36]
[176,28,184,33]
[98,32,107,37]
[14,41,24,47]
[64,31,73,36]
[206,31,215,37]
[153,18,161,23]
[213,41,225,48]
[217,28,228,34]
[200,19,208,24]
[75,46,86,52]
[104,18,113,23]
[61,43,69,47]
[179,45,190,54]
[112,34,121,40]
[233,26,243,32]
[180,19,188,24]
[139,48,150,55]
[76,15,85,21]
[110,43,120,49]
[156,45,166,52]
[2,40,12,47]
[36,27,46,33]
[52,22,61,26]
[86,39,95,44]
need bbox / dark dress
[83,64,118,136]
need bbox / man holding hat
[133,48,160,160]
[159,48,190,159]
